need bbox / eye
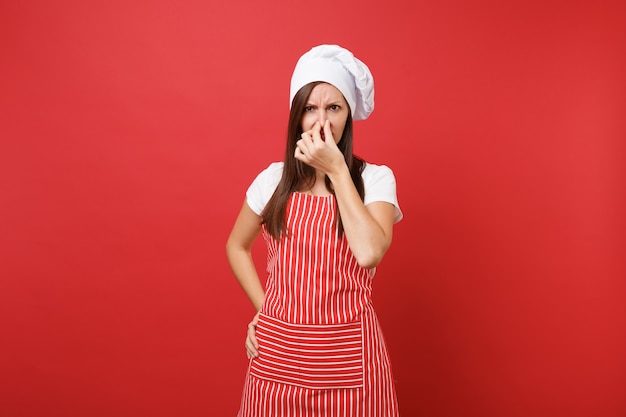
[329,104,340,111]
[303,105,313,112]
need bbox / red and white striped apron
[238,192,399,416]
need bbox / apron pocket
[250,313,364,390]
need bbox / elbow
[225,237,234,258]
[354,244,390,269]
[225,236,242,264]
[226,235,254,265]
[356,256,382,269]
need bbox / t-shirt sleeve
[245,162,283,215]
[362,164,403,223]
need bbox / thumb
[323,120,339,148]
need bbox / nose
[317,109,327,126]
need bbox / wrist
[327,163,351,184]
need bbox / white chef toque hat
[289,44,375,121]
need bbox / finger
[249,331,259,350]
[322,120,336,145]
[247,320,259,354]
[310,121,324,142]
[248,322,259,349]
[300,130,316,147]
[297,137,310,152]
[297,135,316,156]
[294,142,307,161]
[245,334,259,357]
[246,312,262,358]
[245,337,258,358]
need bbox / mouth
[320,130,326,141]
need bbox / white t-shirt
[246,162,403,223]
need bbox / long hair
[262,81,365,240]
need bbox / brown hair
[261,82,365,240]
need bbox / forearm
[328,165,392,269]
[294,121,394,268]
[226,201,266,310]
[226,244,265,311]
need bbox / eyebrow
[304,101,343,107]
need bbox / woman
[227,44,403,416]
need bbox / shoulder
[250,162,283,190]
[361,162,403,223]
[245,162,283,216]
[258,161,284,182]
[265,161,284,174]
[362,162,396,183]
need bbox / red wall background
[1,1,624,416]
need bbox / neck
[297,171,331,196]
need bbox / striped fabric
[238,192,399,416]
[250,313,364,390]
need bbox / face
[300,83,350,144]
